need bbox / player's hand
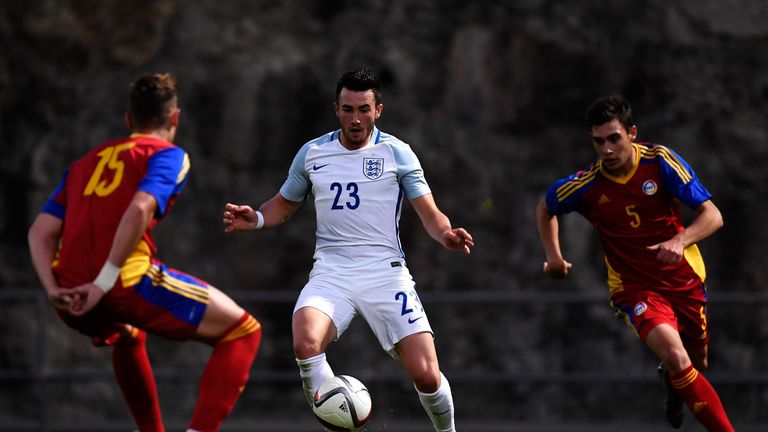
[223,203,258,232]
[647,237,685,264]
[442,228,474,254]
[46,286,77,311]
[66,283,106,316]
[543,258,572,279]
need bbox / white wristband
[93,261,120,293]
[254,210,265,230]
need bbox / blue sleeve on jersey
[279,142,312,202]
[392,141,431,200]
[544,175,582,216]
[138,147,188,216]
[657,146,712,208]
[41,170,68,219]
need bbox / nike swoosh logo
[312,163,329,170]
[408,316,423,324]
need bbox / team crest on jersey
[363,158,384,179]
[642,180,658,195]
[634,302,648,316]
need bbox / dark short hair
[128,73,177,129]
[585,95,633,132]
[335,68,382,104]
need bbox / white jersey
[280,127,431,270]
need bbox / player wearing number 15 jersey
[223,68,473,432]
[536,95,733,431]
[28,73,261,432]
[45,134,187,289]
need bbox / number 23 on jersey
[330,182,360,210]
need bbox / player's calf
[189,312,262,431]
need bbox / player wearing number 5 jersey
[536,95,733,431]
[28,73,261,432]
[223,68,473,432]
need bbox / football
[312,375,372,431]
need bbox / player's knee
[216,313,262,346]
[412,367,441,393]
[293,337,324,359]
[661,346,692,373]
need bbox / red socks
[188,313,262,432]
[112,328,164,432]
[670,365,734,432]
[111,314,261,432]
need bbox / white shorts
[293,259,433,358]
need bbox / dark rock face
[2,1,767,429]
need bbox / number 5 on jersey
[625,204,641,228]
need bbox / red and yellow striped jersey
[545,142,712,295]
[42,133,190,288]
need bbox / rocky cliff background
[1,0,767,431]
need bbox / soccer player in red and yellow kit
[536,95,733,431]
[28,73,261,432]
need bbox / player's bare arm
[223,192,302,232]
[647,200,723,265]
[69,191,157,316]
[28,213,79,309]
[535,198,573,279]
[410,193,474,254]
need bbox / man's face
[335,88,382,149]
[590,118,637,176]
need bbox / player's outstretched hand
[223,203,258,232]
[543,258,572,279]
[66,283,106,316]
[443,228,474,254]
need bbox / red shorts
[611,283,709,351]
[58,261,210,346]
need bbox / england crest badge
[363,158,384,179]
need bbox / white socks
[416,372,456,432]
[297,355,454,431]
[296,353,335,407]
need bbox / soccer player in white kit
[223,68,473,431]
